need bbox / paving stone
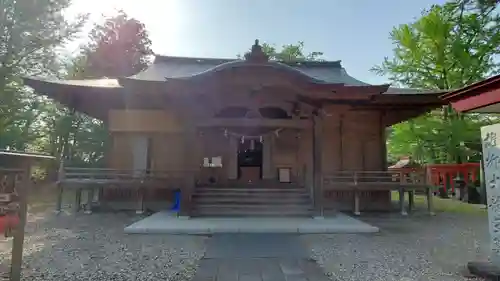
[234,258,261,275]
[239,273,263,281]
[205,234,307,258]
[191,259,219,281]
[284,274,308,281]
[217,262,239,281]
[279,259,304,275]
[192,234,327,281]
[259,259,287,281]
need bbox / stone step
[193,195,310,205]
[193,192,310,199]
[192,206,313,217]
[194,188,308,194]
[192,184,313,217]
[196,184,302,189]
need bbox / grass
[391,191,487,216]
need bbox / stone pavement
[192,234,331,281]
[124,212,379,234]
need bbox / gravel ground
[0,210,207,281]
[303,212,489,281]
[0,196,491,281]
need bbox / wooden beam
[196,118,312,129]
[451,87,500,112]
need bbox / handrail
[61,167,191,182]
[323,170,427,186]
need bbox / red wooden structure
[0,215,19,235]
[440,74,500,113]
[390,162,480,193]
[426,163,480,193]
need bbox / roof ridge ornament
[244,39,269,63]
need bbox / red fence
[390,163,481,193]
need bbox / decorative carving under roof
[244,39,269,63]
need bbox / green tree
[82,10,153,78]
[239,41,324,62]
[0,0,86,151]
[43,10,154,167]
[373,0,500,164]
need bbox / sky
[65,0,448,85]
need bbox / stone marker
[469,123,500,279]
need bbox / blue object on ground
[171,190,180,211]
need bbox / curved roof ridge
[170,60,327,83]
[154,55,236,65]
[339,68,371,86]
[153,55,342,68]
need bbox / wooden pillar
[380,112,388,170]
[179,126,197,217]
[399,187,407,216]
[312,114,323,217]
[262,135,273,179]
[228,136,238,180]
[353,190,361,216]
[426,186,435,215]
[10,165,30,281]
[408,190,415,212]
[55,160,65,213]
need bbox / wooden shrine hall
[23,40,442,217]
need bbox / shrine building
[23,40,443,217]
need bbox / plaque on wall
[278,168,291,183]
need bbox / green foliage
[239,41,324,62]
[52,10,154,166]
[0,0,86,151]
[82,10,154,78]
[0,6,152,170]
[374,0,500,164]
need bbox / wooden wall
[319,108,390,211]
[105,107,392,211]
[107,109,187,172]
[108,109,184,133]
[320,109,385,172]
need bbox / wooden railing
[56,167,195,215]
[61,167,189,185]
[323,170,427,190]
[322,170,434,216]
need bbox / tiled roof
[23,55,442,95]
[130,55,368,86]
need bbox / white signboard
[481,123,500,263]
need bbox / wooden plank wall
[321,108,390,211]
